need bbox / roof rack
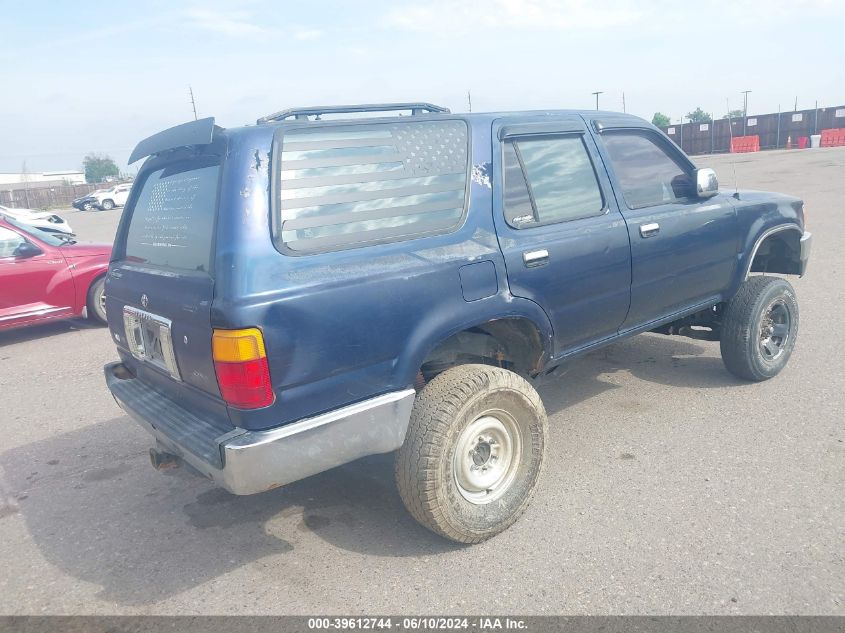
[257,102,450,124]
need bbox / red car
[0,214,111,331]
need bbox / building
[0,170,87,187]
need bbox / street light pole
[591,91,603,111]
[741,90,751,135]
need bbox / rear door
[105,154,224,414]
[492,117,632,356]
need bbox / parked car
[0,214,110,330]
[0,204,73,235]
[72,190,107,211]
[104,104,811,543]
[91,183,132,210]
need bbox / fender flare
[395,295,554,385]
[742,224,803,280]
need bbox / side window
[602,131,694,209]
[278,120,469,254]
[0,226,25,258]
[503,135,604,227]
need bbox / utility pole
[188,86,198,121]
[679,116,684,153]
[591,91,603,111]
[21,160,30,208]
[467,90,472,113]
[622,92,626,113]
[741,90,751,135]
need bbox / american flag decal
[279,120,469,253]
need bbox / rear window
[124,162,219,272]
[277,119,469,254]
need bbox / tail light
[212,328,274,409]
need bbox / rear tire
[101,199,115,210]
[720,276,799,381]
[87,276,107,324]
[395,364,547,543]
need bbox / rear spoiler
[128,117,219,164]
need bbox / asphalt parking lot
[0,147,842,615]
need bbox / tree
[83,154,119,183]
[685,107,713,123]
[651,112,671,127]
[723,109,745,120]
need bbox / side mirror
[695,168,719,198]
[14,242,42,258]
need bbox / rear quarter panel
[65,254,109,312]
[214,119,553,431]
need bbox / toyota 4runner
[104,103,811,543]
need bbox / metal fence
[658,105,845,155]
[0,182,129,209]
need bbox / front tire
[82,202,93,211]
[720,276,799,381]
[101,199,115,210]
[395,364,547,543]
[87,276,107,324]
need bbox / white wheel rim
[453,410,521,505]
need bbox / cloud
[293,28,324,41]
[182,7,267,36]
[0,15,172,61]
[381,0,845,34]
[382,0,641,33]
[179,7,324,42]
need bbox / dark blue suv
[104,103,811,543]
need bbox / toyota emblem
[141,294,149,309]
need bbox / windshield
[1,214,66,246]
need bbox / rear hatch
[105,151,226,421]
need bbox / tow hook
[149,448,181,471]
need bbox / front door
[492,117,632,356]
[592,125,739,329]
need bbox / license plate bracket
[123,306,182,381]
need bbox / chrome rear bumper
[105,362,415,494]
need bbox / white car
[0,205,73,235]
[92,183,132,210]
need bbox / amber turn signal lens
[212,328,274,409]
[212,328,266,362]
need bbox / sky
[0,0,843,174]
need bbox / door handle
[522,249,549,268]
[639,222,660,238]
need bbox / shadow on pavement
[537,334,742,416]
[0,319,102,347]
[1,333,744,606]
[1,417,457,606]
